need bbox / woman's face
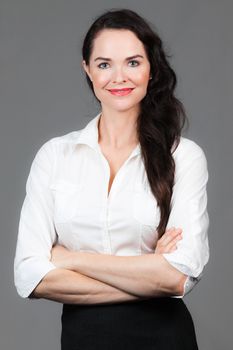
[82,29,151,113]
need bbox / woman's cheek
[134,70,150,84]
[93,70,111,85]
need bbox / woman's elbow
[153,255,188,297]
[174,273,188,296]
[31,269,60,299]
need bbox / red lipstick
[108,88,134,96]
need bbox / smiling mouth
[108,88,135,96]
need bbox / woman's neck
[98,109,139,149]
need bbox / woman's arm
[50,228,187,300]
[32,268,148,305]
[33,228,183,303]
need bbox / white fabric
[14,112,209,299]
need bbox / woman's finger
[155,239,179,254]
[159,228,182,246]
[155,228,183,254]
[165,236,182,252]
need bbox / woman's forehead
[91,29,146,59]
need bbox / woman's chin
[102,102,140,113]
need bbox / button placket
[96,143,141,254]
[96,149,112,254]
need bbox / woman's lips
[108,88,134,96]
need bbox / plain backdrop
[1,0,232,349]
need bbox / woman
[14,8,209,350]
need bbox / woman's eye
[129,60,139,67]
[98,62,109,69]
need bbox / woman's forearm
[32,268,147,305]
[65,252,186,298]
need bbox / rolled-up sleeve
[162,140,210,297]
[14,139,58,299]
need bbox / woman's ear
[82,60,93,81]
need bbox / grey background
[1,0,232,349]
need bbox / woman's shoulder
[172,136,208,166]
[174,136,206,156]
[32,129,84,163]
[47,129,83,147]
[41,128,84,150]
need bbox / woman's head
[82,8,173,113]
[82,28,151,114]
[81,9,188,238]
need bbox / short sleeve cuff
[171,275,200,298]
[162,251,202,278]
[162,252,204,298]
[14,258,57,299]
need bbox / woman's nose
[111,67,127,83]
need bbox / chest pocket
[133,182,160,228]
[51,180,84,223]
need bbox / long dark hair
[82,8,188,238]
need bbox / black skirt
[61,297,199,350]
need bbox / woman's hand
[155,227,183,254]
[50,244,74,269]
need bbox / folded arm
[31,268,147,305]
[50,246,187,298]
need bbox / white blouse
[14,112,210,299]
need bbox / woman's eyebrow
[94,54,144,62]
